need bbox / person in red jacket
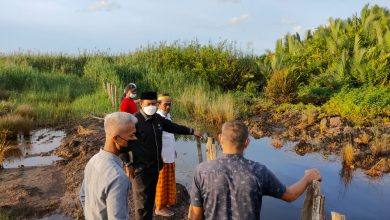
[120,83,138,114]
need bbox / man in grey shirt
[189,121,321,220]
[80,112,138,220]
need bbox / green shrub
[264,69,298,103]
[323,86,390,125]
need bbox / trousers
[132,165,160,220]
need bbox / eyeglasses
[162,102,172,107]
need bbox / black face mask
[119,144,132,154]
[118,139,138,153]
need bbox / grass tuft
[342,143,355,167]
[0,114,33,138]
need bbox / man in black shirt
[121,91,202,220]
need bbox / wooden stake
[106,82,111,104]
[300,180,325,220]
[114,85,118,109]
[196,138,203,163]
[331,212,346,220]
[206,137,217,160]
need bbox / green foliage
[0,53,88,76]
[323,86,390,125]
[261,4,390,105]
[264,69,298,103]
[128,41,263,91]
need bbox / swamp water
[2,129,65,168]
[175,136,390,220]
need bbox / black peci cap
[140,91,157,100]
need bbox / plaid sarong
[155,162,176,209]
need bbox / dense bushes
[323,86,390,125]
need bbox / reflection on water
[175,136,390,220]
[2,129,65,168]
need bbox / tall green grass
[0,64,111,126]
[0,50,242,129]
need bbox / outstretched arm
[160,116,202,137]
[281,169,321,202]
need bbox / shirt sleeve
[160,116,193,135]
[106,175,131,220]
[262,167,286,199]
[190,167,203,207]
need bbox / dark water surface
[175,137,390,220]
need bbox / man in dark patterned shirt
[189,121,321,220]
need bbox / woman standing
[120,83,138,114]
[155,93,177,217]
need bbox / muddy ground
[0,118,189,219]
[245,106,390,177]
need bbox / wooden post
[106,82,111,105]
[114,85,117,109]
[331,212,346,220]
[206,137,217,160]
[196,138,203,163]
[300,180,325,220]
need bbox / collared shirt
[157,110,176,163]
[190,154,286,220]
[80,149,130,220]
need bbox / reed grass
[342,143,355,167]
[14,104,36,119]
[0,114,33,137]
[370,134,390,156]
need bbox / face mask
[130,93,137,99]
[119,145,132,154]
[143,105,157,116]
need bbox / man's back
[190,154,286,220]
[80,149,130,220]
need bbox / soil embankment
[0,118,190,219]
[245,107,390,177]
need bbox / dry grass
[370,134,390,156]
[342,143,355,167]
[0,133,8,166]
[0,114,33,137]
[319,118,327,134]
[354,132,371,144]
[0,133,23,168]
[77,125,96,136]
[178,85,236,125]
[15,104,36,119]
[0,101,14,117]
[365,158,390,177]
[271,137,283,149]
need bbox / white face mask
[143,105,157,116]
[130,93,137,99]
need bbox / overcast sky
[1,0,390,55]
